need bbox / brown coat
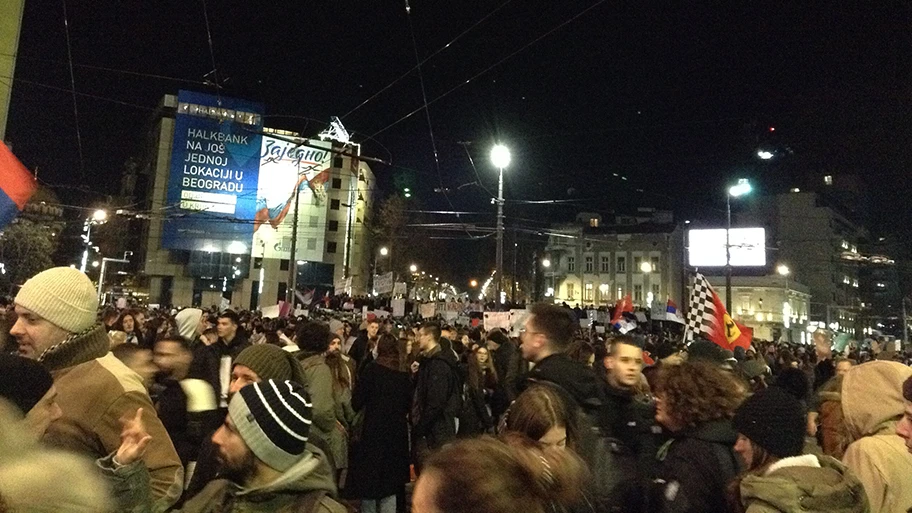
[39,324,184,509]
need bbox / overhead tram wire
[60,0,85,181]
[369,0,609,139]
[341,0,516,120]
[200,0,223,102]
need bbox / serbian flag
[665,299,685,324]
[684,273,752,351]
[610,294,634,328]
[0,142,37,228]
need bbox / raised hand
[115,407,153,466]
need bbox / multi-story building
[707,275,811,343]
[740,191,865,333]
[131,92,374,309]
[543,209,685,308]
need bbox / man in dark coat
[486,328,523,419]
[190,310,250,411]
[411,322,461,471]
[348,316,379,369]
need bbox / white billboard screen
[687,228,766,267]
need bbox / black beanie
[0,353,54,414]
[733,386,806,458]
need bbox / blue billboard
[162,91,264,252]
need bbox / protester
[485,328,522,418]
[10,267,183,507]
[345,333,412,513]
[896,376,912,454]
[325,331,356,484]
[349,316,379,368]
[566,339,596,367]
[116,310,144,346]
[191,310,250,411]
[730,386,869,513]
[411,322,462,470]
[411,434,587,513]
[112,343,158,389]
[295,321,341,470]
[651,360,746,513]
[174,308,206,345]
[813,330,835,391]
[500,384,578,449]
[840,361,912,513]
[459,345,497,436]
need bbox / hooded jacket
[38,323,184,509]
[738,454,870,513]
[175,308,203,343]
[296,351,340,470]
[840,361,912,513]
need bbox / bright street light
[542,258,551,268]
[640,261,653,273]
[777,264,790,276]
[409,264,418,273]
[757,150,774,160]
[379,247,389,256]
[728,178,752,198]
[470,279,478,288]
[490,144,511,169]
[91,209,108,223]
[91,261,100,268]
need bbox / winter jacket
[153,376,220,468]
[840,361,912,513]
[738,454,870,513]
[103,444,344,513]
[600,383,659,479]
[190,332,251,408]
[38,323,184,509]
[814,375,848,458]
[650,419,741,513]
[297,351,341,471]
[521,353,605,414]
[411,344,461,449]
[490,338,522,416]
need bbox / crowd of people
[1,266,912,512]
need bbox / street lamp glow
[542,258,551,268]
[91,209,108,223]
[409,264,418,273]
[379,247,389,256]
[470,279,478,288]
[91,261,100,268]
[757,150,774,160]
[640,261,653,273]
[728,178,752,198]
[777,264,791,276]
[490,144,511,169]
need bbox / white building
[707,275,811,343]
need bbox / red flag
[610,294,633,326]
[685,273,752,351]
[0,142,37,228]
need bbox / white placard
[484,311,511,330]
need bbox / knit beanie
[175,308,203,341]
[328,319,344,335]
[15,267,98,333]
[228,379,312,471]
[234,344,307,386]
[0,354,54,414]
[733,386,806,458]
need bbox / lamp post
[97,251,132,304]
[79,209,108,273]
[541,257,553,301]
[726,179,751,313]
[491,144,511,307]
[778,264,791,342]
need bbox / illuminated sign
[687,228,766,267]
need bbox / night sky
[6,1,912,284]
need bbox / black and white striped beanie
[228,379,313,471]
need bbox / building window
[843,276,851,285]
[617,287,624,300]
[634,256,643,273]
[651,256,660,272]
[567,283,575,299]
[824,175,833,185]
[253,257,263,269]
[841,240,849,250]
[333,156,344,168]
[327,241,338,254]
[330,199,340,210]
[306,238,317,250]
[589,217,599,228]
[634,285,643,302]
[852,279,858,288]
[584,283,594,301]
[328,220,339,232]
[600,256,610,273]
[567,257,575,272]
[652,284,660,297]
[331,177,342,189]
[617,257,626,273]
[310,215,319,228]
[585,256,594,273]
[280,259,290,271]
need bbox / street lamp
[470,279,478,288]
[79,209,108,273]
[491,143,510,308]
[757,150,774,160]
[725,179,751,313]
[542,258,551,268]
[409,264,418,273]
[379,247,389,256]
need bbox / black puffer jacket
[650,419,741,513]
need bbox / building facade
[134,93,374,309]
[707,275,811,343]
[543,210,685,308]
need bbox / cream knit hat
[15,267,98,333]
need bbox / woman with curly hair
[650,360,747,513]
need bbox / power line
[0,75,155,110]
[60,0,85,180]
[200,0,223,101]
[369,0,608,139]
[0,52,210,85]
